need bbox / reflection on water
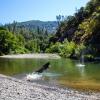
[42,72,62,77]
[76,65,85,77]
[76,52,85,67]
[0,58,100,91]
[76,63,85,67]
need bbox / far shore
[0,53,61,59]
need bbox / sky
[0,0,90,24]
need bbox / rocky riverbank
[0,74,100,100]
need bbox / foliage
[0,29,27,55]
[47,42,62,53]
[75,43,86,57]
[46,40,77,58]
[49,0,100,58]
[0,20,52,55]
[60,40,76,57]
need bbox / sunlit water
[76,52,85,67]
[0,58,100,91]
[76,63,85,67]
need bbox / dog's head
[43,62,50,69]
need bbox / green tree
[0,30,17,55]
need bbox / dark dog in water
[26,62,50,81]
[35,62,50,73]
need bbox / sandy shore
[0,53,61,59]
[0,74,100,100]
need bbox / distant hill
[17,20,58,33]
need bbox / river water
[0,58,100,91]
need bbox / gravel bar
[0,53,61,59]
[0,74,100,100]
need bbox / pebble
[0,74,100,100]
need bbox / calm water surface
[0,58,100,91]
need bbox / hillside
[47,0,100,58]
[16,20,58,33]
[0,20,58,55]
[1,0,100,58]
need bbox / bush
[75,43,86,57]
[46,40,77,58]
[46,42,61,53]
[0,29,28,55]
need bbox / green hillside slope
[47,0,100,59]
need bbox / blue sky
[0,0,90,24]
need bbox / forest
[47,0,100,60]
[0,22,52,55]
[0,0,100,60]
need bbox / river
[0,58,100,91]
